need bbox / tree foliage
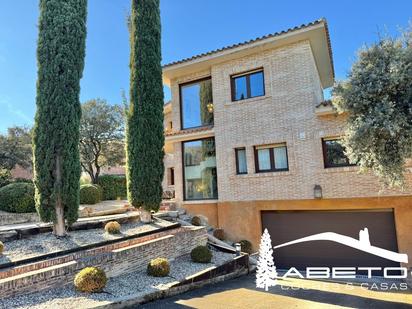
[333,29,412,188]
[126,0,164,212]
[33,0,87,234]
[0,126,32,171]
[80,99,125,183]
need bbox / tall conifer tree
[33,0,87,236]
[126,0,164,216]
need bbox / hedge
[97,175,127,200]
[0,182,36,213]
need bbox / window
[183,138,218,200]
[180,78,214,129]
[322,138,354,168]
[231,69,265,101]
[254,144,288,173]
[235,148,247,174]
[167,168,175,186]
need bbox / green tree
[333,29,412,188]
[0,126,32,171]
[80,99,125,183]
[33,0,87,236]
[199,79,213,125]
[126,0,164,217]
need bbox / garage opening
[261,209,400,276]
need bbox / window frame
[231,68,265,102]
[235,147,248,175]
[182,137,218,201]
[179,76,213,130]
[254,144,289,173]
[322,138,355,168]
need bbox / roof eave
[162,19,334,89]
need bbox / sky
[0,0,411,133]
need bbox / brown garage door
[261,210,400,274]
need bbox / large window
[231,69,265,101]
[183,138,218,200]
[254,143,288,173]
[322,138,354,168]
[180,78,214,129]
[235,148,247,174]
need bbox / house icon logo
[274,227,408,263]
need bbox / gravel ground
[0,249,236,309]
[0,219,173,265]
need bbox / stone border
[0,221,179,271]
[91,254,249,309]
[0,212,141,242]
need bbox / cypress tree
[126,0,164,216]
[33,0,87,236]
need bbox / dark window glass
[255,144,288,173]
[235,148,247,174]
[232,70,265,101]
[249,71,264,97]
[322,139,354,168]
[168,168,175,186]
[183,138,218,200]
[234,76,248,101]
[180,78,214,129]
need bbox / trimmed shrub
[13,178,33,184]
[79,184,102,204]
[104,221,121,234]
[0,182,35,213]
[97,175,127,200]
[191,216,201,226]
[0,241,4,254]
[74,267,107,293]
[239,240,253,254]
[147,258,170,277]
[191,245,212,263]
[213,228,225,240]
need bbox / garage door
[261,210,400,274]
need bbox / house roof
[163,18,334,89]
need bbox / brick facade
[163,40,412,204]
[161,21,412,261]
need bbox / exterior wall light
[235,243,241,256]
[314,184,322,199]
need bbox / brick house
[162,19,412,272]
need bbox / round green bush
[191,216,202,226]
[79,184,102,204]
[74,267,107,293]
[239,240,253,254]
[97,175,127,200]
[0,241,4,254]
[0,182,35,213]
[147,258,170,277]
[104,221,121,234]
[213,228,225,240]
[191,245,212,263]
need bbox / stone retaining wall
[0,212,39,226]
[0,226,207,298]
